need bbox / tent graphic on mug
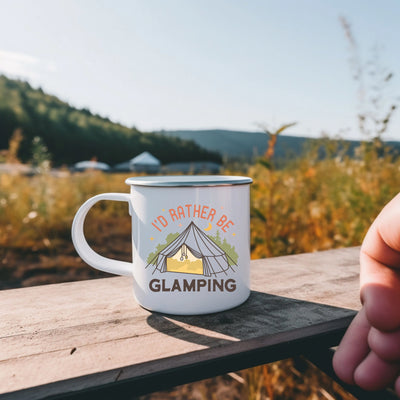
[146,221,237,277]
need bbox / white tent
[73,160,111,172]
[129,151,161,173]
[146,222,236,277]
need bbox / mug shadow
[146,290,356,348]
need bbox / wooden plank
[8,317,354,400]
[250,246,361,310]
[0,247,360,399]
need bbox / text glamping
[151,204,234,233]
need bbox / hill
[0,76,221,166]
[156,129,400,162]
[156,129,308,160]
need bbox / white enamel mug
[72,175,252,315]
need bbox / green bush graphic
[207,230,238,266]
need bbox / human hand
[333,193,400,395]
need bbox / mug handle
[71,193,133,277]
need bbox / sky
[0,0,399,140]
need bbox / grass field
[2,144,399,286]
[2,154,397,246]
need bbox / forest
[0,75,221,166]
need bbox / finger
[360,192,400,289]
[333,308,370,384]
[360,216,400,331]
[361,193,400,269]
[362,278,400,332]
[354,351,400,391]
[368,326,400,361]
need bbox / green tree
[0,75,222,166]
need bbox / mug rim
[125,175,252,187]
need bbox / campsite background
[1,1,400,399]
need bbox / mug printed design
[146,221,237,276]
[145,203,239,294]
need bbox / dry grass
[0,170,133,288]
[249,150,400,259]
[0,170,129,251]
[2,151,399,268]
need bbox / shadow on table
[146,290,356,347]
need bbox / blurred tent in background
[114,151,161,173]
[72,160,111,172]
[130,151,161,173]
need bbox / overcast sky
[1,0,399,139]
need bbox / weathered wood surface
[0,247,360,399]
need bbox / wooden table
[1,247,362,399]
